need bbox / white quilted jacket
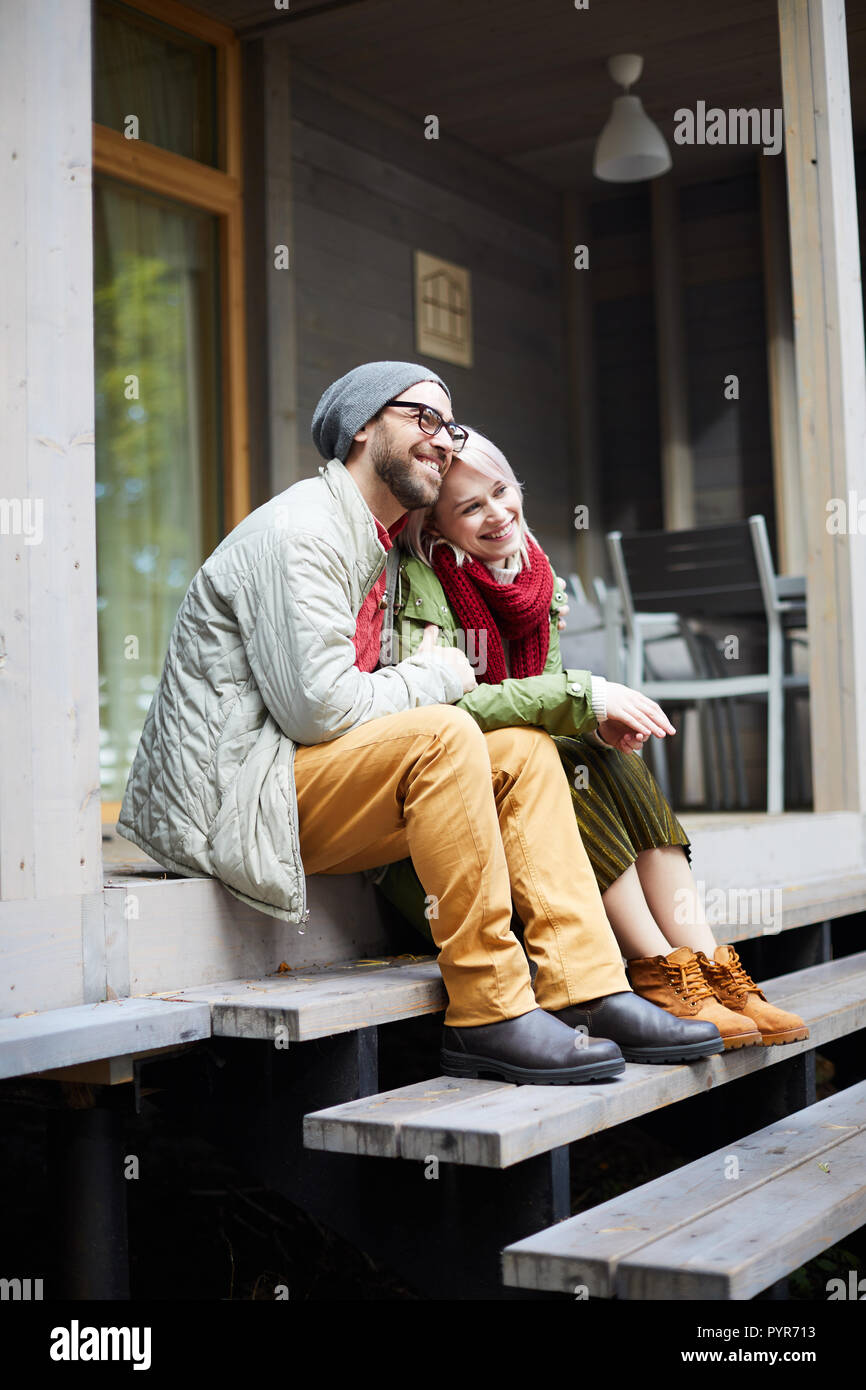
[116,459,464,923]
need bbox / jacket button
[440,605,447,613]
[415,598,423,606]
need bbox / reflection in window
[93,174,222,800]
[93,0,218,166]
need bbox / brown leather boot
[697,944,810,1046]
[627,947,762,1050]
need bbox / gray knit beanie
[311,360,451,463]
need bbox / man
[117,361,722,1083]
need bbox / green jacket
[376,549,600,941]
[389,552,598,736]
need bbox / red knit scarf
[429,536,553,684]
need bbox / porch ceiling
[195,0,866,189]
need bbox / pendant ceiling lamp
[593,53,672,182]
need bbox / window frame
[92,0,250,822]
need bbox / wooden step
[303,951,866,1168]
[692,868,866,942]
[753,868,866,938]
[502,1081,866,1300]
[146,862,866,1043]
[152,956,444,1041]
[0,996,212,1081]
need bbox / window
[92,0,249,814]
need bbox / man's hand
[417,623,477,695]
[596,682,675,752]
[596,719,647,752]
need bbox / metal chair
[589,576,727,807]
[606,516,809,814]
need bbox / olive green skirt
[374,733,691,945]
[553,734,690,894]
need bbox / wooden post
[562,192,606,589]
[0,0,103,901]
[650,178,695,531]
[759,154,807,576]
[778,0,866,814]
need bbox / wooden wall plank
[652,179,695,530]
[261,38,300,492]
[562,192,606,591]
[290,160,558,299]
[684,266,776,537]
[287,58,561,234]
[292,119,559,271]
[240,36,271,511]
[288,70,572,566]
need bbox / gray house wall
[244,41,866,814]
[250,56,803,587]
[680,172,776,548]
[589,173,778,560]
[284,65,576,575]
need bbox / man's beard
[370,432,441,511]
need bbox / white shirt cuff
[590,675,608,722]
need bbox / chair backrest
[607,516,777,630]
[566,572,587,604]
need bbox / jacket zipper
[381,548,401,663]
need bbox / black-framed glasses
[383,400,468,453]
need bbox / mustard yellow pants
[294,704,629,1026]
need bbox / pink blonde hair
[398,427,536,569]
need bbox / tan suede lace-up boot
[697,944,809,1046]
[627,946,762,1050]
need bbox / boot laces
[660,954,715,1004]
[705,948,758,996]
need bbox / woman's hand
[596,682,675,751]
[417,623,477,695]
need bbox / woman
[376,429,808,1049]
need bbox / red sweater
[353,512,408,672]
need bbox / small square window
[415,251,473,368]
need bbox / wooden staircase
[3,831,865,1300]
[303,953,866,1169]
